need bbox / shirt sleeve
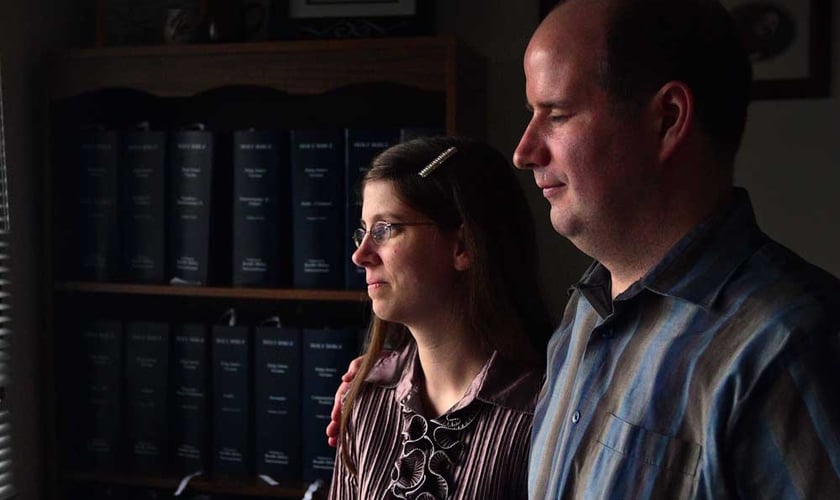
[727,329,840,498]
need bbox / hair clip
[418,146,457,178]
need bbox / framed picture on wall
[289,0,416,18]
[723,0,831,99]
[538,0,832,100]
[279,0,434,39]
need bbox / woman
[329,136,552,499]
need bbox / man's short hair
[593,0,753,163]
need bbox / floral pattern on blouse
[388,403,481,499]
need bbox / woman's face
[351,180,468,327]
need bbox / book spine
[119,130,167,283]
[167,129,214,285]
[290,129,345,289]
[171,323,210,474]
[232,130,285,287]
[124,321,170,473]
[344,128,399,289]
[211,324,252,476]
[253,326,302,479]
[78,319,123,471]
[77,130,120,281]
[301,328,359,481]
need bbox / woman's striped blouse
[329,344,543,500]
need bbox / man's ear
[453,225,471,271]
[654,81,693,162]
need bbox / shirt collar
[576,188,769,316]
[365,343,542,415]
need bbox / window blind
[0,56,16,500]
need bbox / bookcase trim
[55,281,369,302]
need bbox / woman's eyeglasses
[352,221,435,248]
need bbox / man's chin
[549,209,575,238]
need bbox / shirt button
[571,411,580,423]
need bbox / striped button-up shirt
[529,188,840,499]
[330,344,542,499]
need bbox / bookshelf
[43,36,486,499]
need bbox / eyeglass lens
[352,222,390,248]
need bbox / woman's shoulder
[363,343,416,387]
[475,353,545,414]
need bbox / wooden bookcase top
[46,35,486,141]
[54,281,369,302]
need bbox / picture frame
[289,0,416,19]
[723,0,831,99]
[538,0,832,100]
[278,0,434,39]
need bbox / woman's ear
[453,225,471,271]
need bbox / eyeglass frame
[352,220,436,248]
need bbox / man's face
[513,1,659,259]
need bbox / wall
[0,0,84,498]
[734,1,840,279]
[436,0,593,317]
[1,2,48,498]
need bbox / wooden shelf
[48,36,459,97]
[54,281,369,302]
[46,35,486,136]
[62,471,328,498]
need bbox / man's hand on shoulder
[326,355,365,447]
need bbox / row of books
[56,318,360,483]
[68,125,441,289]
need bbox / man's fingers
[326,420,340,448]
[326,354,366,447]
[342,355,364,382]
[332,380,351,419]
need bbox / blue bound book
[167,128,215,285]
[171,323,210,474]
[232,130,287,287]
[254,325,302,480]
[76,319,123,471]
[124,321,170,473]
[119,128,167,284]
[301,328,359,481]
[77,129,120,282]
[211,324,252,476]
[290,129,345,289]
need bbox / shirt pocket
[586,413,702,498]
[597,413,701,476]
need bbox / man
[515,0,840,498]
[330,0,840,497]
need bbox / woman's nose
[351,232,377,268]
